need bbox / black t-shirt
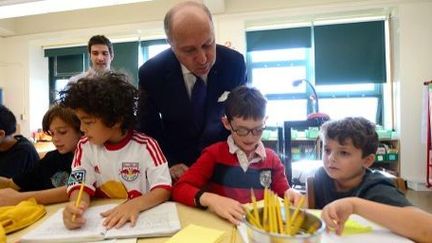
[314,167,412,209]
[0,135,39,178]
[13,150,73,191]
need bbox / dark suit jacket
[138,45,247,167]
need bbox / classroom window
[46,40,159,104]
[139,39,169,65]
[246,19,387,125]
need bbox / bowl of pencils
[244,188,325,243]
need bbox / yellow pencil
[245,207,257,225]
[231,224,237,243]
[250,188,262,228]
[289,196,305,231]
[263,188,268,231]
[275,195,283,234]
[269,191,276,233]
[284,194,290,234]
[72,182,85,222]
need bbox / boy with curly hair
[59,72,171,230]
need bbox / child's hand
[169,163,189,180]
[62,200,89,229]
[100,199,141,229]
[0,188,22,206]
[321,198,355,235]
[201,193,245,225]
[284,188,304,207]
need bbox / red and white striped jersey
[67,130,171,199]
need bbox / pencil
[71,182,85,222]
[284,194,290,234]
[263,188,268,231]
[230,224,237,243]
[275,195,283,234]
[288,196,305,235]
[250,188,262,228]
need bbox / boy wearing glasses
[173,86,301,225]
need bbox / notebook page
[20,204,117,243]
[105,202,181,239]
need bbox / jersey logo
[120,162,140,182]
[259,169,272,188]
[68,169,86,187]
[51,171,69,187]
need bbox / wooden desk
[7,200,241,243]
[34,142,55,158]
[8,200,413,243]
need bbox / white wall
[0,38,30,134]
[398,1,432,188]
[1,0,432,188]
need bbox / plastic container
[306,127,319,139]
[376,129,392,139]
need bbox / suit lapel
[164,55,193,114]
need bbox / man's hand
[169,163,189,181]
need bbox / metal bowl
[244,207,325,243]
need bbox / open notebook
[20,202,181,243]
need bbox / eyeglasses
[229,122,266,137]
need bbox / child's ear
[221,117,231,131]
[363,154,376,168]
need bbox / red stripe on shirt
[133,132,167,166]
[147,137,167,164]
[73,138,88,167]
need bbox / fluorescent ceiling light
[0,0,152,19]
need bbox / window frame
[246,20,386,125]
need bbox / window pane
[266,99,308,125]
[252,66,306,94]
[55,79,70,100]
[320,97,378,122]
[250,48,306,62]
[148,44,169,59]
[316,83,375,93]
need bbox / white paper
[21,202,180,243]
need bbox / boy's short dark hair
[59,71,138,133]
[87,35,113,56]
[0,104,17,136]
[224,86,267,121]
[320,117,378,158]
[42,104,81,135]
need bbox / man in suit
[138,1,247,180]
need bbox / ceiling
[0,0,152,19]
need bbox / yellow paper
[166,224,225,243]
[342,219,373,235]
[308,210,372,235]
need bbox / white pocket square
[217,91,230,102]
